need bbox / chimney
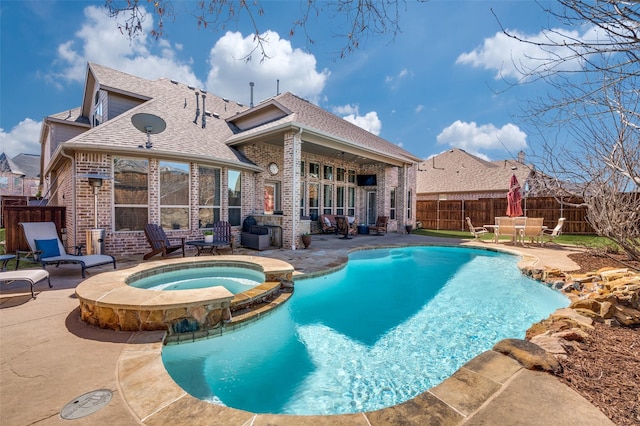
[201,94,207,128]
[193,92,200,124]
[277,79,280,96]
[250,82,254,108]
[518,150,525,164]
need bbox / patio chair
[369,216,389,236]
[0,269,51,298]
[143,223,185,260]
[494,217,516,244]
[519,217,545,245]
[17,222,116,278]
[466,217,488,240]
[541,218,565,246]
[335,216,353,239]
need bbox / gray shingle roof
[53,63,419,169]
[0,153,40,177]
[416,148,532,195]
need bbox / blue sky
[1,1,579,162]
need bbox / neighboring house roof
[0,152,40,177]
[46,62,418,174]
[416,149,532,195]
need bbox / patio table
[186,240,228,256]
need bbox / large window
[198,166,221,227]
[336,186,345,215]
[336,167,346,182]
[299,181,306,218]
[160,161,190,230]
[309,162,320,179]
[308,183,319,221]
[323,165,333,181]
[228,170,242,226]
[323,184,333,214]
[264,182,280,214]
[407,189,412,219]
[114,157,148,231]
[390,188,396,220]
[348,187,355,217]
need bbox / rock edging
[494,266,639,368]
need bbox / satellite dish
[131,113,166,149]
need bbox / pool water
[162,246,568,415]
[129,266,264,294]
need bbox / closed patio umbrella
[506,174,523,217]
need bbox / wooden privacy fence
[416,197,594,234]
[3,206,66,253]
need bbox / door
[367,191,377,225]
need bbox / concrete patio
[0,232,614,425]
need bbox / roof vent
[223,97,229,102]
[170,80,178,84]
[212,112,220,119]
[201,89,207,94]
[236,102,243,107]
[187,85,195,90]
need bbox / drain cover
[60,389,113,420]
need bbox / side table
[357,225,369,235]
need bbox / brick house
[39,63,420,257]
[0,153,40,197]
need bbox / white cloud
[385,68,411,89]
[456,26,598,80]
[415,105,424,114]
[436,120,527,156]
[0,119,42,158]
[50,5,202,88]
[333,104,381,135]
[343,111,381,135]
[205,31,330,105]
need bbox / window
[309,162,320,179]
[114,157,148,231]
[323,184,333,214]
[308,183,319,221]
[407,189,412,219]
[198,166,221,227]
[264,182,280,214]
[94,91,103,126]
[228,170,242,226]
[336,186,345,215]
[300,161,305,176]
[348,187,355,217]
[160,161,189,230]
[336,167,346,182]
[299,181,306,217]
[348,169,356,184]
[390,188,396,220]
[0,177,7,189]
[323,165,333,181]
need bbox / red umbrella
[506,174,523,217]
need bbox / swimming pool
[129,266,264,294]
[162,246,568,415]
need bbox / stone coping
[75,256,295,331]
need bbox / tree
[104,0,416,60]
[496,0,640,261]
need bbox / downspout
[404,163,409,232]
[292,127,303,250]
[60,148,76,248]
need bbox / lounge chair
[0,269,51,298]
[369,216,389,235]
[466,217,488,239]
[17,222,116,278]
[541,218,565,246]
[143,223,185,260]
[519,217,545,245]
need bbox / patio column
[283,129,302,249]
